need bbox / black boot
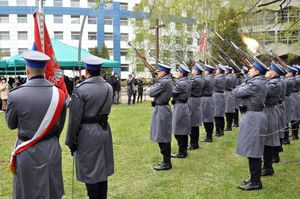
[262,146,274,176]
[239,158,262,191]
[215,117,223,137]
[204,122,213,142]
[291,120,299,140]
[154,143,172,171]
[283,125,290,144]
[172,135,188,158]
[85,181,108,199]
[188,126,199,150]
[225,113,233,131]
[233,109,239,127]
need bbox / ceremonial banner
[33,12,69,97]
[199,31,206,53]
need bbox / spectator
[13,78,21,88]
[132,77,138,104]
[137,78,144,103]
[111,73,121,104]
[127,74,134,105]
[0,78,10,111]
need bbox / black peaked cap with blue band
[156,63,172,73]
[194,62,204,72]
[252,58,269,75]
[21,50,50,68]
[205,64,215,73]
[83,55,105,71]
[269,62,285,76]
[178,65,191,76]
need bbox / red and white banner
[33,12,69,98]
[199,31,206,53]
[9,87,65,175]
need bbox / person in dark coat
[283,66,297,144]
[171,65,191,158]
[233,59,268,191]
[137,78,144,103]
[149,63,173,171]
[127,74,134,105]
[201,65,215,142]
[66,55,114,199]
[233,70,242,127]
[213,64,226,137]
[261,62,285,177]
[6,50,66,199]
[111,73,121,104]
[224,66,236,131]
[188,63,204,150]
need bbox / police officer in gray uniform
[283,66,296,144]
[224,66,237,131]
[149,63,173,171]
[261,62,285,177]
[66,55,114,199]
[171,65,191,158]
[6,50,66,199]
[188,63,204,150]
[233,59,268,191]
[213,64,226,137]
[202,65,215,142]
[290,65,300,140]
[233,69,242,127]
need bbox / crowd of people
[149,61,300,191]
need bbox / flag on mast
[199,31,206,53]
[33,12,69,97]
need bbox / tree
[99,43,110,59]
[89,46,101,57]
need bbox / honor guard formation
[3,26,300,199]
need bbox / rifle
[208,38,241,72]
[128,41,156,74]
[149,52,162,63]
[215,32,254,68]
[268,50,289,69]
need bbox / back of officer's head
[21,50,50,78]
[83,55,104,78]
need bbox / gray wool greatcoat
[5,77,66,199]
[66,76,114,184]
[225,73,237,113]
[264,77,282,147]
[284,76,295,124]
[188,74,204,127]
[291,75,300,121]
[172,76,191,135]
[278,77,287,138]
[149,74,173,142]
[213,74,226,117]
[233,75,268,158]
[201,74,215,123]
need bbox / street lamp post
[150,19,165,66]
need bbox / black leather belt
[226,89,232,91]
[202,94,212,97]
[151,101,169,106]
[18,133,56,142]
[171,99,188,104]
[239,105,263,113]
[81,115,108,129]
[215,91,224,93]
[191,95,200,98]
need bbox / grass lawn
[1,102,300,199]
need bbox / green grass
[1,102,300,199]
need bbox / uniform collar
[29,75,44,80]
[84,76,105,83]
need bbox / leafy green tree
[99,43,110,59]
[89,46,101,57]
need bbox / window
[0,15,9,23]
[120,49,127,56]
[104,17,112,25]
[54,15,63,23]
[135,18,143,26]
[0,0,8,6]
[71,0,80,7]
[17,15,27,23]
[120,3,128,11]
[88,16,96,24]
[121,64,129,71]
[88,32,97,40]
[87,0,96,8]
[71,31,80,40]
[71,15,80,24]
[120,18,128,26]
[104,2,112,9]
[0,48,10,57]
[54,31,63,40]
[16,0,26,6]
[187,37,193,45]
[18,31,28,40]
[187,24,193,31]
[108,48,113,56]
[0,31,9,40]
[18,48,28,54]
[120,33,128,42]
[53,0,62,7]
[104,33,113,41]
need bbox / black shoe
[187,144,199,150]
[261,168,274,176]
[283,139,290,145]
[272,156,280,163]
[224,127,232,131]
[220,132,224,136]
[204,138,212,142]
[291,135,299,140]
[215,132,222,137]
[233,123,239,127]
[171,152,187,158]
[153,162,172,171]
[238,182,262,191]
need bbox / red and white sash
[9,86,65,175]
